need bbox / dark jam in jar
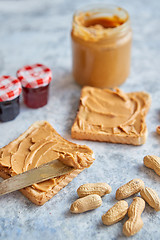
[0,75,22,122]
[0,96,20,122]
[17,64,52,109]
[22,84,49,109]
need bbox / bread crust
[72,130,148,146]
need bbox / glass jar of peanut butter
[71,5,132,88]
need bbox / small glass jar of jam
[17,64,52,109]
[71,5,132,88]
[0,76,22,122]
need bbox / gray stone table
[0,0,160,239]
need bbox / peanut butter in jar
[71,5,132,88]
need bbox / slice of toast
[0,121,94,205]
[71,87,151,145]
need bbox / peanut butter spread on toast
[72,87,151,138]
[0,121,94,192]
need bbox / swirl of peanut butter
[72,11,128,42]
[75,87,150,136]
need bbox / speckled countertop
[0,0,160,239]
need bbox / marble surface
[0,0,160,239]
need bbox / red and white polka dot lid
[0,76,22,102]
[17,63,52,88]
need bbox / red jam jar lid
[0,75,22,102]
[17,63,52,88]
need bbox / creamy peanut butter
[71,6,132,88]
[71,87,151,144]
[0,121,94,192]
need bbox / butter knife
[0,159,73,196]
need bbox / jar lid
[17,63,52,88]
[0,76,22,102]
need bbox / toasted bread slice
[0,121,94,205]
[71,87,151,145]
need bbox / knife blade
[0,159,74,196]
